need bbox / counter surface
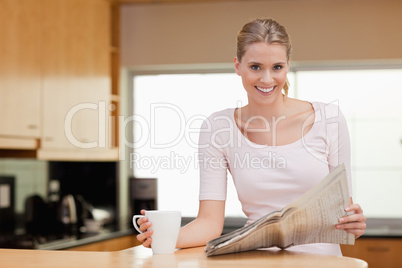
[4,216,401,250]
[1,245,368,268]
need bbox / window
[131,67,402,218]
[295,69,402,218]
[132,73,248,217]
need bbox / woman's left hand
[336,203,366,239]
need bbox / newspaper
[205,164,355,256]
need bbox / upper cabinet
[0,0,119,160]
[0,1,41,149]
[38,0,117,160]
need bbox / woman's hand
[136,209,153,248]
[336,203,366,239]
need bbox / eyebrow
[247,61,287,65]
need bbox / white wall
[121,0,402,67]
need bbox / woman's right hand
[135,209,153,248]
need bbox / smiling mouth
[256,86,275,93]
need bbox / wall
[120,0,402,67]
[0,159,48,214]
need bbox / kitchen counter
[0,245,368,268]
[33,217,402,250]
[0,226,135,250]
[362,218,402,237]
[36,228,135,250]
[2,217,401,250]
[53,217,402,250]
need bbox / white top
[198,102,352,256]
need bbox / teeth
[256,86,274,93]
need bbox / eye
[273,65,283,70]
[250,65,261,71]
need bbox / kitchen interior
[1,0,402,267]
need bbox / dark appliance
[58,194,88,234]
[46,180,63,235]
[129,178,157,222]
[0,176,15,234]
[24,194,48,235]
[24,193,88,237]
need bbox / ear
[234,57,241,76]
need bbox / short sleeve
[324,103,353,197]
[198,115,229,201]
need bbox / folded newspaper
[205,164,355,256]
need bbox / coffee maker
[129,178,157,218]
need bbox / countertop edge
[37,228,135,250]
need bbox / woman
[136,18,366,256]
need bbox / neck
[243,95,288,120]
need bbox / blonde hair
[237,18,292,96]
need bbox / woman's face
[234,42,289,106]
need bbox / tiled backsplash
[0,159,48,214]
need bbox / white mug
[133,210,181,254]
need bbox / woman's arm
[325,107,366,238]
[136,200,225,249]
[176,200,225,248]
[137,114,230,248]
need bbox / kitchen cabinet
[37,0,117,160]
[43,88,111,150]
[0,0,41,149]
[65,235,140,252]
[341,237,402,268]
[0,0,119,159]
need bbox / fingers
[136,211,153,248]
[345,203,363,214]
[136,229,153,248]
[136,217,152,232]
[143,236,152,248]
[339,203,367,225]
[336,203,367,239]
[336,221,366,231]
[339,213,366,224]
[339,204,367,225]
[337,227,365,238]
[336,222,366,238]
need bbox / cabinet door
[0,0,41,139]
[65,235,140,252]
[42,86,111,150]
[39,0,116,159]
[342,238,402,268]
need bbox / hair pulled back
[237,18,292,95]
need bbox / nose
[260,70,274,84]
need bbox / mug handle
[132,215,145,233]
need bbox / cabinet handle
[367,247,390,252]
[27,124,38,130]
